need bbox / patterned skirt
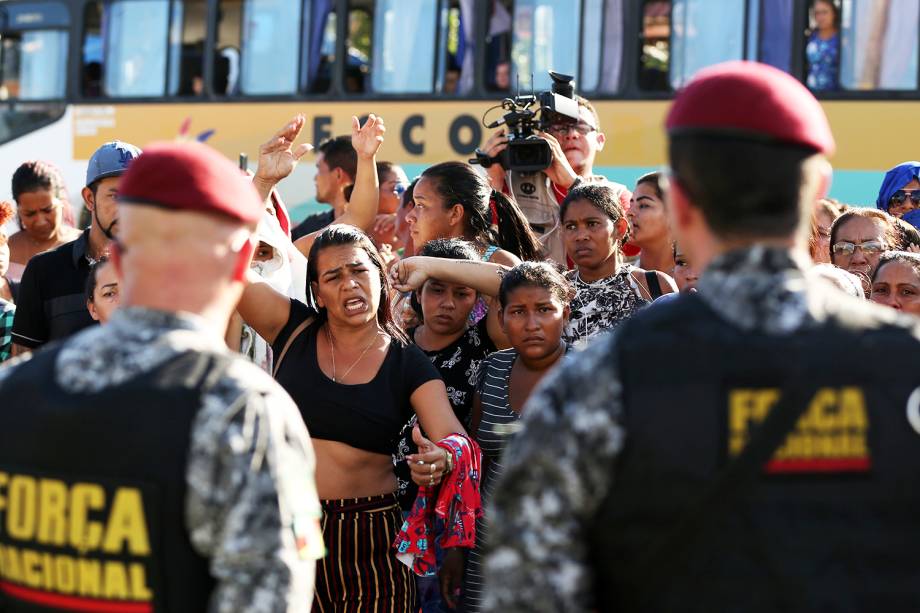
[312,494,416,613]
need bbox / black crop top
[271,299,442,455]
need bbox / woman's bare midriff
[313,439,398,500]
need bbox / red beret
[666,61,835,156]
[118,141,262,224]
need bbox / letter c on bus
[401,115,424,155]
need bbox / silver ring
[430,462,436,473]
[417,460,424,466]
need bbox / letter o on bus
[449,115,482,156]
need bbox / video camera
[470,71,581,173]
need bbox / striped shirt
[463,348,519,612]
[0,299,14,363]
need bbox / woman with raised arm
[238,224,468,612]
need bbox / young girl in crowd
[238,226,468,612]
[440,261,572,612]
[6,161,80,282]
[561,182,675,347]
[627,172,676,282]
[870,251,920,315]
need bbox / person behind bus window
[870,251,920,315]
[830,208,899,292]
[806,0,840,91]
[7,161,81,283]
[876,161,920,221]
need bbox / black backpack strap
[626,379,814,605]
[645,270,663,300]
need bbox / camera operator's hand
[481,128,509,191]
[537,130,579,190]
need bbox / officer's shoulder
[215,352,289,398]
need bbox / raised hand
[536,129,579,189]
[351,114,386,160]
[255,115,313,186]
[390,257,431,292]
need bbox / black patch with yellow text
[0,465,162,613]
[725,384,872,475]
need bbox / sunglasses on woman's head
[888,189,920,208]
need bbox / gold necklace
[326,326,380,383]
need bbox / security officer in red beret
[482,61,920,612]
[0,142,321,612]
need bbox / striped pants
[312,494,417,613]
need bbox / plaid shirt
[0,299,14,363]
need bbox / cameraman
[481,96,630,264]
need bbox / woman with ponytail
[406,161,542,265]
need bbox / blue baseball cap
[85,140,142,187]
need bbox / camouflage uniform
[0,306,322,612]
[482,247,823,612]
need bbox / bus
[0,0,918,221]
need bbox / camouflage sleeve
[186,369,322,613]
[482,336,627,613]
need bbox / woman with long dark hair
[239,224,466,612]
[406,161,541,324]
[407,161,542,264]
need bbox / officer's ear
[110,240,123,277]
[231,238,256,283]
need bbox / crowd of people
[1,58,920,613]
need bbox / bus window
[170,0,207,96]
[436,1,468,94]
[837,0,918,91]
[103,0,175,97]
[511,0,580,92]
[301,1,335,93]
[670,0,745,89]
[486,0,512,92]
[239,0,302,94]
[749,0,793,74]
[638,0,670,91]
[83,1,103,96]
[371,0,437,93]
[0,30,68,99]
[215,0,241,94]
[582,0,624,93]
[346,3,372,93]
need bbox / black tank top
[271,299,441,455]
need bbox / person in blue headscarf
[876,162,920,225]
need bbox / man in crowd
[0,141,320,611]
[484,61,920,611]
[288,134,357,239]
[480,95,630,263]
[10,140,141,354]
